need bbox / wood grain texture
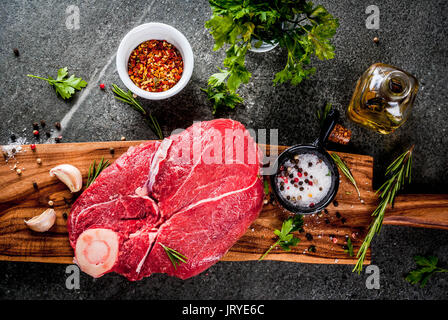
[0,141,380,265]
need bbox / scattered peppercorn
[62,212,68,220]
[36,158,42,164]
[48,200,54,207]
[54,122,61,130]
[325,218,330,224]
[16,168,22,175]
[13,48,20,56]
[308,245,316,253]
[373,36,379,43]
[32,182,38,190]
[40,120,46,127]
[30,144,36,151]
[10,134,16,142]
[33,122,39,130]
[305,233,313,241]
[121,136,126,141]
[324,209,329,215]
[341,217,347,224]
[33,130,39,137]
[55,136,62,143]
[336,211,341,218]
[45,132,51,138]
[333,200,339,207]
[109,147,115,155]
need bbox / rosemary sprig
[111,84,163,139]
[353,146,414,274]
[330,153,361,198]
[86,157,110,187]
[160,243,188,270]
[316,102,332,127]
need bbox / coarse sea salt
[277,153,332,208]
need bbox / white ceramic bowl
[116,23,194,100]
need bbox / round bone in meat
[75,228,119,278]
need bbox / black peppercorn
[10,134,16,142]
[33,122,39,130]
[32,182,38,190]
[45,132,51,138]
[109,147,115,155]
[13,48,20,56]
[341,217,347,224]
[336,212,341,218]
[62,212,68,220]
[55,122,61,130]
[333,200,339,207]
[325,218,330,224]
[40,120,46,127]
[308,245,316,253]
[305,233,313,241]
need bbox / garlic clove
[24,208,56,232]
[49,164,82,192]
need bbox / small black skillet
[270,109,340,215]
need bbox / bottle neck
[381,71,412,101]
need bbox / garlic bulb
[50,164,82,192]
[24,208,56,232]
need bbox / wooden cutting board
[1,141,447,266]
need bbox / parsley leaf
[28,67,87,99]
[259,214,304,260]
[405,255,448,288]
[204,1,338,113]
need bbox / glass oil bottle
[347,63,419,134]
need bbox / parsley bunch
[203,0,339,113]
[28,67,87,99]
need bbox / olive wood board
[1,141,447,266]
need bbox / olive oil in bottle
[347,63,418,134]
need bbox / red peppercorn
[297,172,303,178]
[308,181,313,186]
[30,144,36,150]
[33,130,39,136]
[99,83,105,90]
[294,177,299,183]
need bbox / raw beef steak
[68,119,263,280]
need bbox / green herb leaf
[405,255,448,288]
[203,0,338,112]
[27,67,87,100]
[259,214,304,261]
[111,84,163,139]
[330,153,361,198]
[160,243,188,270]
[86,157,110,188]
[344,237,354,257]
[353,146,414,273]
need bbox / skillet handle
[314,108,339,147]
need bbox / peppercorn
[13,48,20,56]
[54,122,61,130]
[62,212,68,220]
[10,134,16,142]
[109,147,115,155]
[33,130,39,137]
[336,212,341,218]
[309,202,315,208]
[121,136,126,141]
[305,233,313,241]
[55,136,62,143]
[373,36,379,43]
[308,162,313,167]
[36,158,42,164]
[45,132,51,138]
[16,168,22,175]
[341,217,347,224]
[325,218,330,224]
[48,200,54,207]
[308,245,316,253]
[32,122,39,130]
[324,209,329,215]
[30,144,36,151]
[40,120,46,127]
[32,182,38,190]
[99,83,105,90]
[333,200,339,207]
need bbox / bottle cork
[328,124,351,145]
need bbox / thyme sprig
[111,84,163,139]
[330,153,361,198]
[160,243,188,270]
[353,146,414,273]
[86,157,110,187]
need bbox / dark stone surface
[0,0,447,299]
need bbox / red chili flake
[99,83,105,90]
[128,40,183,93]
[30,144,36,150]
